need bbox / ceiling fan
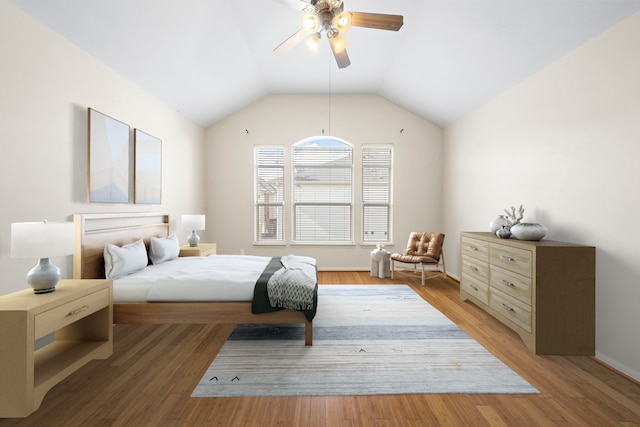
[274,0,404,69]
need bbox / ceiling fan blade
[276,0,313,11]
[274,29,306,55]
[329,38,351,69]
[350,12,404,31]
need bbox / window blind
[362,146,392,242]
[293,143,353,243]
[255,146,284,242]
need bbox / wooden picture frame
[134,129,162,204]
[87,108,130,203]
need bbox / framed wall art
[134,128,162,204]
[87,108,130,203]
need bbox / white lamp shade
[182,214,205,231]
[11,221,76,259]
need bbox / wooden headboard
[73,212,170,279]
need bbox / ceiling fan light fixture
[333,11,352,34]
[305,32,321,52]
[329,33,348,54]
[302,13,320,35]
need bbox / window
[362,145,392,243]
[254,146,284,243]
[292,138,353,243]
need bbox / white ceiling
[9,0,640,128]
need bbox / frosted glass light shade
[305,33,321,52]
[333,11,352,33]
[302,13,320,35]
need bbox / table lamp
[182,214,205,247]
[11,220,76,294]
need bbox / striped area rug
[191,285,538,397]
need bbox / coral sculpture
[503,205,524,228]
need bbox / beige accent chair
[390,232,446,286]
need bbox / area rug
[192,285,538,397]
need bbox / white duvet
[113,255,271,303]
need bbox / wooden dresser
[460,232,595,355]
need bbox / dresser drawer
[490,244,532,278]
[490,288,532,332]
[34,288,110,339]
[461,274,489,304]
[461,236,489,262]
[490,265,532,305]
[461,255,489,283]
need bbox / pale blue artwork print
[88,108,130,203]
[134,129,162,204]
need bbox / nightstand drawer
[34,288,110,339]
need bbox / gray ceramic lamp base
[187,230,200,247]
[27,258,61,294]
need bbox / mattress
[113,254,271,303]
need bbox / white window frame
[362,144,393,244]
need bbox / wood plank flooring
[2,272,639,426]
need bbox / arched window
[292,137,354,243]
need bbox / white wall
[0,0,205,295]
[443,12,640,381]
[205,94,443,269]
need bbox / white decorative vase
[495,225,511,239]
[510,223,548,241]
[489,215,508,233]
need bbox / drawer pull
[471,285,479,292]
[469,265,479,272]
[466,245,478,251]
[500,255,515,262]
[501,279,515,287]
[501,303,515,312]
[67,305,89,317]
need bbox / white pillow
[104,239,148,279]
[149,233,180,265]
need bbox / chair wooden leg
[440,253,446,278]
[421,263,425,286]
[390,259,395,279]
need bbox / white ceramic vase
[496,225,512,239]
[510,223,548,241]
[489,215,508,233]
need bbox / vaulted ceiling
[9,0,640,128]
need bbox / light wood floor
[2,272,639,426]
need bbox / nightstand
[0,279,113,417]
[179,243,217,257]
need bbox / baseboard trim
[594,352,640,384]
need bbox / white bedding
[113,254,271,303]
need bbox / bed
[73,212,314,345]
